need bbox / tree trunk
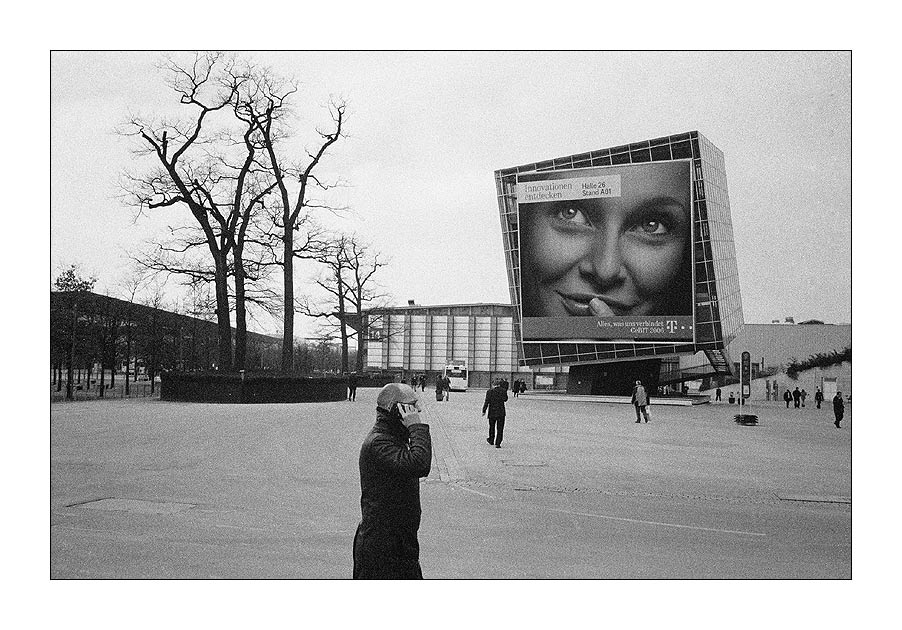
[66,299,77,400]
[281,232,294,372]
[234,246,247,371]
[99,361,106,398]
[213,254,233,372]
[356,318,366,373]
[125,323,132,396]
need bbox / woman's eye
[639,219,668,235]
[556,207,592,226]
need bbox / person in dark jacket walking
[833,391,845,428]
[483,379,509,448]
[783,389,792,408]
[353,383,432,579]
[347,372,358,401]
[792,387,801,408]
[814,387,824,409]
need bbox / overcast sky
[50,51,851,335]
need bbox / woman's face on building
[519,162,691,317]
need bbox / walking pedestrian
[442,374,451,401]
[814,387,824,409]
[800,389,807,407]
[792,387,801,408]
[715,387,722,402]
[347,372,358,402]
[483,379,509,448]
[419,374,426,392]
[832,391,845,428]
[434,378,443,402]
[783,389,792,408]
[631,380,651,423]
[353,383,431,579]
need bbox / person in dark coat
[347,372,358,402]
[353,383,432,579]
[832,391,845,428]
[792,387,801,408]
[483,379,509,448]
[814,387,824,409]
[715,387,722,402]
[434,378,444,402]
[442,375,451,401]
[783,389,792,408]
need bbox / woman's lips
[557,292,632,316]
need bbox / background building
[360,302,538,389]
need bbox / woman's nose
[579,234,625,288]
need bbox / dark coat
[353,409,432,579]
[482,385,508,418]
[833,394,845,417]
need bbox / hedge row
[160,372,348,403]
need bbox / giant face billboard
[517,160,694,342]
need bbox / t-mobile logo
[666,320,678,333]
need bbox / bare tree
[233,66,348,372]
[301,235,389,374]
[116,266,151,395]
[119,52,243,371]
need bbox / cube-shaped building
[494,131,743,394]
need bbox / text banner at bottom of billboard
[521,315,694,341]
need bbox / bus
[443,363,469,392]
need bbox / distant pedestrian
[347,372,358,402]
[419,374,426,392]
[772,383,779,402]
[631,380,650,423]
[833,392,845,428]
[814,387,824,409]
[435,378,444,402]
[483,379,509,448]
[511,379,520,398]
[442,375,451,401]
[783,389,792,408]
[715,387,722,402]
[519,380,527,396]
[800,389,807,407]
[792,387,801,408]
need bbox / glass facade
[363,304,523,383]
[494,131,743,371]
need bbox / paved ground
[51,390,851,579]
